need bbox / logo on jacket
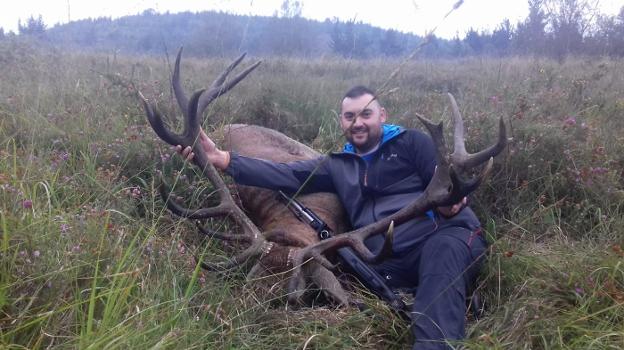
[384,153,398,161]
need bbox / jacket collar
[342,124,404,154]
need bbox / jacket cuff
[224,152,240,178]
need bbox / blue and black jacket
[226,124,480,255]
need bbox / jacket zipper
[362,158,378,221]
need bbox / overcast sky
[2,0,622,39]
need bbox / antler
[287,93,507,303]
[140,48,265,269]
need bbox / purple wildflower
[591,167,608,175]
[22,199,33,209]
[563,116,576,127]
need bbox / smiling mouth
[350,128,367,135]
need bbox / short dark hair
[343,85,377,100]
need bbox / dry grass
[1,39,623,348]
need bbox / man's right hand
[175,129,230,170]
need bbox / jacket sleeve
[224,152,335,194]
[407,130,436,187]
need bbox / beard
[347,126,381,153]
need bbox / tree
[18,15,47,37]
[422,34,442,58]
[277,0,302,18]
[330,18,355,57]
[449,36,470,57]
[616,6,624,56]
[589,6,624,56]
[380,29,405,56]
[544,0,599,58]
[465,28,484,54]
[513,0,548,55]
[491,20,512,55]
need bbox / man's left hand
[437,197,467,218]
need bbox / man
[178,86,487,349]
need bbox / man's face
[340,93,387,154]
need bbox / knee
[419,232,473,279]
[423,232,470,261]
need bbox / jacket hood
[342,124,404,154]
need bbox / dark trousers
[373,226,487,350]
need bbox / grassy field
[1,38,624,349]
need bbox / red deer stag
[141,49,351,305]
[140,49,507,308]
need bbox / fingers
[199,129,209,141]
[172,130,216,161]
[451,203,462,215]
[174,145,194,161]
[182,146,194,160]
[437,196,467,218]
[450,197,467,215]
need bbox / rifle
[278,191,409,317]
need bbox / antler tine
[209,53,248,91]
[159,183,233,219]
[197,56,262,116]
[415,113,450,168]
[450,157,494,198]
[172,47,189,118]
[199,238,271,272]
[172,48,262,123]
[448,93,507,172]
[459,117,506,170]
[287,220,396,304]
[448,93,467,155]
[196,222,252,243]
[141,93,185,147]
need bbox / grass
[1,38,623,349]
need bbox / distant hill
[41,10,426,58]
[10,4,623,59]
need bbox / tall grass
[1,39,623,348]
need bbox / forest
[3,0,624,59]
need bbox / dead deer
[140,49,507,309]
[141,49,350,305]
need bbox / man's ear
[380,107,387,123]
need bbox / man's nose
[353,116,364,127]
